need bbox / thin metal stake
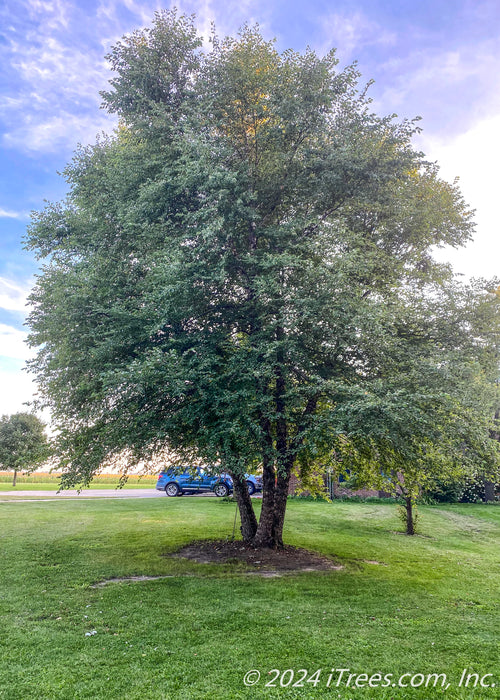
[231,501,238,541]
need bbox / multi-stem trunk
[252,347,292,548]
[252,462,293,549]
[251,384,318,548]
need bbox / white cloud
[0,208,28,220]
[176,0,216,46]
[0,324,32,361]
[97,0,158,27]
[419,114,500,279]
[3,0,275,153]
[174,0,272,48]
[0,277,31,313]
[9,33,112,106]
[26,0,70,29]
[2,3,117,153]
[373,39,500,134]
[317,10,396,61]
[122,0,159,26]
[0,365,39,416]
[4,111,115,153]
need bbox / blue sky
[1,0,499,417]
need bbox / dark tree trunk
[270,469,291,547]
[252,469,291,549]
[405,496,415,535]
[12,469,17,487]
[253,409,278,547]
[253,336,291,548]
[252,386,318,548]
[253,449,293,549]
[231,472,258,542]
[252,454,276,547]
[484,479,495,502]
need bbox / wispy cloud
[25,0,70,30]
[97,0,159,28]
[0,208,28,220]
[316,10,396,62]
[0,277,31,313]
[174,0,271,45]
[2,0,275,153]
[374,39,500,130]
[4,111,114,153]
[1,0,120,153]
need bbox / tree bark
[253,456,293,548]
[253,409,277,547]
[484,479,495,502]
[12,469,17,487]
[405,496,415,535]
[270,468,291,547]
[253,470,292,548]
[231,472,258,542]
[253,333,290,548]
[252,456,276,547]
[252,391,318,548]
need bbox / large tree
[0,413,49,486]
[26,12,498,547]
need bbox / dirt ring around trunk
[172,539,344,574]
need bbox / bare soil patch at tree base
[173,539,344,574]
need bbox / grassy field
[0,473,157,491]
[0,498,498,700]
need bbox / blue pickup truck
[156,467,262,496]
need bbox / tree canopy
[329,279,500,532]
[26,11,499,546]
[0,413,49,486]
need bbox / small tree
[331,280,500,534]
[0,413,50,486]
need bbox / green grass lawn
[0,498,498,699]
[0,482,155,492]
[0,476,157,491]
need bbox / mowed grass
[0,499,498,700]
[0,473,157,491]
[0,482,155,492]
